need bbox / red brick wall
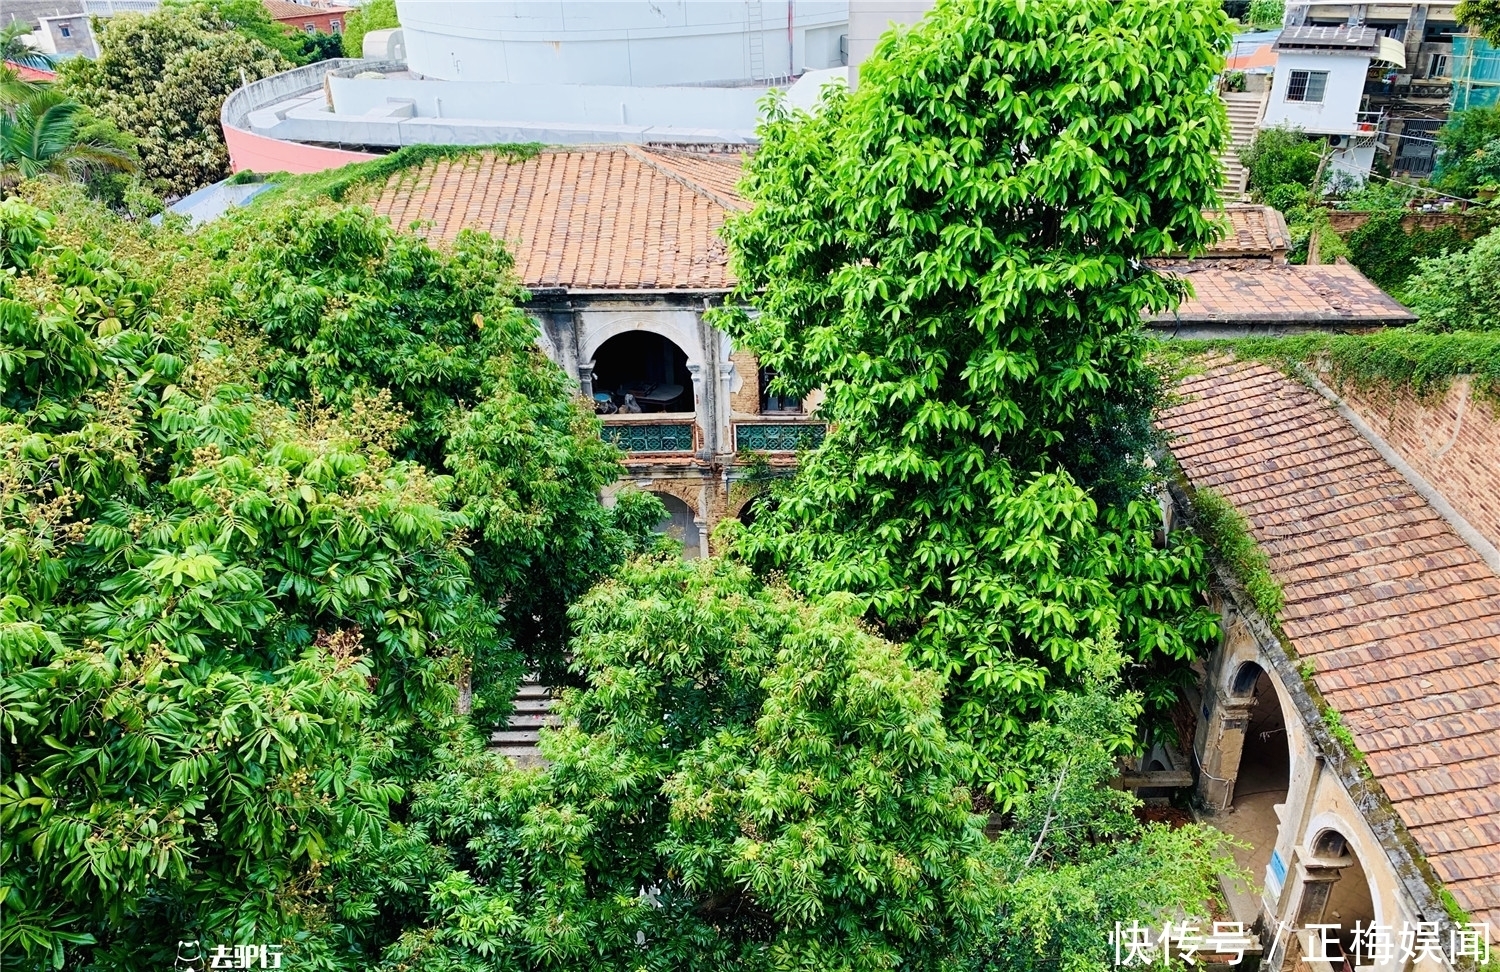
[1335,377,1500,551]
[1324,211,1487,238]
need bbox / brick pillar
[1195,690,1256,811]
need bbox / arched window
[593,332,694,413]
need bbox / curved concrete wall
[221,58,406,175]
[397,0,847,85]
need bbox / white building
[396,1,849,86]
[1262,25,1406,182]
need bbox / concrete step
[490,728,542,745]
[512,697,555,713]
[506,713,562,729]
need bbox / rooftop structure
[1162,359,1500,944]
[1148,263,1417,337]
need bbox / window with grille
[758,367,801,413]
[1285,70,1328,102]
[1430,54,1449,78]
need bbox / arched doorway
[1219,662,1292,906]
[591,332,694,413]
[652,492,701,559]
[735,493,775,530]
[1305,829,1378,962]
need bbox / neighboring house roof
[366,147,738,291]
[261,0,351,22]
[1161,360,1500,926]
[1274,24,1381,54]
[1202,205,1291,259]
[1148,263,1416,329]
[4,60,56,82]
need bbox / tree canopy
[720,0,1226,799]
[0,186,657,968]
[58,4,290,198]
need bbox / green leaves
[720,0,1227,800]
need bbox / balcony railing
[734,422,827,453]
[600,415,695,454]
[82,0,162,14]
[1352,110,1388,143]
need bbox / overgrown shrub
[1240,124,1323,197]
[1434,104,1500,196]
[1404,226,1500,332]
[1345,211,1472,295]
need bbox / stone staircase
[489,679,560,766]
[1221,90,1270,200]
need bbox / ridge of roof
[1161,360,1500,926]
[626,145,749,212]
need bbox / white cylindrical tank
[396,1,849,86]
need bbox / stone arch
[1230,659,1265,697]
[651,491,701,559]
[1299,816,1382,961]
[589,328,699,414]
[581,316,704,373]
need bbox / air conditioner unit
[1328,134,1351,148]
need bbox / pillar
[1196,689,1256,811]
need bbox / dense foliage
[0,188,656,968]
[1404,225,1500,332]
[343,0,399,59]
[58,5,290,198]
[1434,105,1500,196]
[1240,124,1323,199]
[193,200,654,698]
[381,558,1001,972]
[0,89,134,187]
[179,0,343,66]
[1343,211,1473,296]
[720,0,1225,800]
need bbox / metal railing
[81,0,161,15]
[734,422,826,452]
[599,415,696,454]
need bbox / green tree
[1457,0,1500,45]
[58,6,290,198]
[378,557,1002,972]
[1239,124,1324,198]
[0,188,655,969]
[718,0,1225,801]
[342,0,398,59]
[178,0,342,64]
[1403,225,1500,332]
[0,192,489,968]
[0,89,135,186]
[969,656,1244,972]
[1433,104,1500,195]
[194,200,662,705]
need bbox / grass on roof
[1154,329,1500,406]
[230,143,544,206]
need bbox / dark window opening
[59,24,72,36]
[758,366,801,413]
[592,332,694,413]
[1286,69,1328,102]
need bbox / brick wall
[1324,211,1488,238]
[729,351,761,415]
[1335,377,1500,552]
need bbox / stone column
[1278,855,1350,971]
[1195,689,1256,811]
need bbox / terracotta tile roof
[262,0,351,19]
[366,148,736,291]
[1148,263,1416,326]
[1201,205,1291,258]
[1161,360,1500,926]
[4,61,55,82]
[631,147,748,212]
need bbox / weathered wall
[1334,377,1500,552]
[1324,211,1487,237]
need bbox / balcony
[1351,110,1388,144]
[600,415,696,454]
[734,422,827,453]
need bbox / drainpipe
[787,0,795,76]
